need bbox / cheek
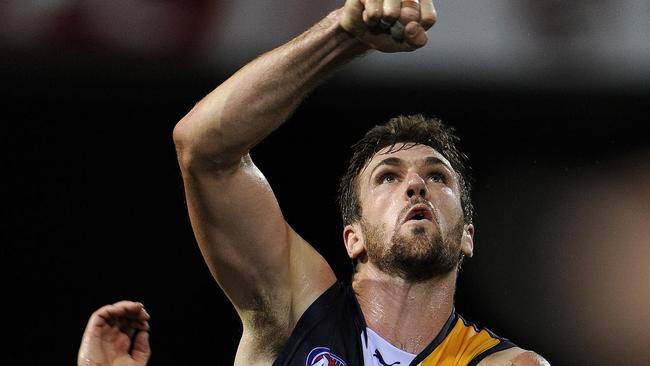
[366,186,402,223]
[438,186,464,219]
[441,186,454,196]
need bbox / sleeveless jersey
[272,282,515,366]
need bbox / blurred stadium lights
[343,0,650,89]
[2,0,649,90]
[0,0,221,58]
[2,1,649,365]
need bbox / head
[338,114,474,282]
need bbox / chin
[410,225,428,236]
[362,218,460,281]
[401,224,437,247]
[388,231,460,280]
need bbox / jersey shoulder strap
[413,312,516,366]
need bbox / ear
[343,223,365,260]
[461,224,474,258]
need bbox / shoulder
[477,347,550,366]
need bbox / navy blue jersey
[272,282,515,366]
[273,282,365,366]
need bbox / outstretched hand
[78,301,151,366]
[340,0,436,52]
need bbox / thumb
[131,331,151,365]
[404,21,428,48]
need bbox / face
[344,143,474,281]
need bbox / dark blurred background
[3,1,649,365]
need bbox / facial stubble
[362,216,465,282]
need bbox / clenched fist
[340,0,437,52]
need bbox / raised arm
[172,0,435,350]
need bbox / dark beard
[362,218,465,282]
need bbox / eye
[377,172,399,184]
[427,172,446,183]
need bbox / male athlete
[78,1,550,365]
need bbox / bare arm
[172,9,360,329]
[173,1,434,168]
[172,0,435,335]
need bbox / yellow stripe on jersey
[421,316,501,366]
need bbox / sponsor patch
[305,347,347,366]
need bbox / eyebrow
[424,156,452,170]
[368,156,453,180]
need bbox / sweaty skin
[344,144,471,354]
[172,1,550,365]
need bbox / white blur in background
[2,0,648,364]
[2,0,649,89]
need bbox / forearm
[173,9,366,170]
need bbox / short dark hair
[338,114,473,226]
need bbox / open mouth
[404,205,434,222]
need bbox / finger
[98,307,122,328]
[114,301,146,313]
[138,320,151,331]
[118,317,151,336]
[383,0,401,24]
[404,21,428,49]
[399,0,421,25]
[419,0,437,30]
[123,320,150,337]
[361,0,382,26]
[140,307,150,321]
[341,0,366,36]
[91,304,122,328]
[131,331,151,366]
[94,302,149,335]
[125,319,150,332]
[96,301,138,321]
[112,301,150,321]
[82,307,111,340]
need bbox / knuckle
[383,8,400,22]
[421,13,437,28]
[365,8,382,20]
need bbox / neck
[352,264,457,354]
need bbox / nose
[405,172,429,200]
